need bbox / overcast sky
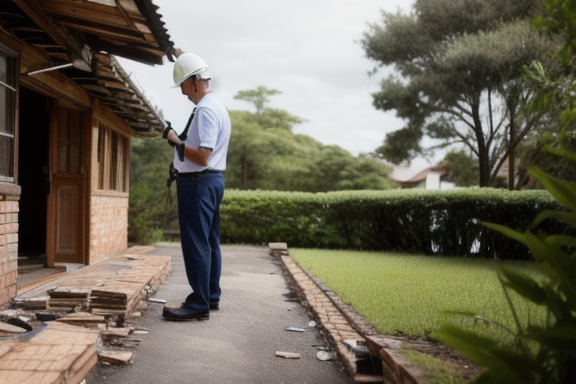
[118,0,433,168]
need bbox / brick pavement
[0,247,170,384]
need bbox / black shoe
[162,307,209,321]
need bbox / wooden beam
[19,43,92,108]
[12,0,92,71]
[92,98,133,137]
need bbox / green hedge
[220,188,565,260]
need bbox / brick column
[0,200,19,307]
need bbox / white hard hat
[172,53,210,87]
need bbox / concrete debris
[147,298,167,304]
[18,315,33,324]
[102,327,131,338]
[0,310,19,317]
[344,338,371,356]
[316,350,336,361]
[98,350,133,364]
[1,252,172,380]
[275,351,301,359]
[136,300,148,311]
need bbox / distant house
[388,164,450,189]
[0,0,176,306]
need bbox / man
[162,53,231,321]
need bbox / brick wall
[0,199,19,307]
[89,194,128,264]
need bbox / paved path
[85,244,352,384]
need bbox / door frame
[46,100,89,267]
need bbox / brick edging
[270,244,423,384]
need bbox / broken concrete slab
[316,350,336,361]
[98,350,133,365]
[101,327,131,338]
[56,313,105,327]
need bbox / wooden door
[47,106,85,265]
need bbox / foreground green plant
[433,2,576,380]
[433,137,576,383]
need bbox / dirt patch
[393,332,484,382]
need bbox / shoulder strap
[178,107,196,141]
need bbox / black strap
[178,107,196,141]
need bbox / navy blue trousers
[176,173,224,311]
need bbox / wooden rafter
[12,0,92,71]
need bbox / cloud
[121,0,418,157]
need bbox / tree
[226,86,396,192]
[234,86,303,130]
[129,87,398,242]
[514,0,576,186]
[441,150,479,187]
[129,137,175,243]
[361,0,554,187]
[234,86,280,114]
[228,86,306,189]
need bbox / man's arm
[166,130,211,166]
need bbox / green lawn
[290,249,546,343]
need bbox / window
[0,45,17,183]
[58,109,84,174]
[97,126,128,192]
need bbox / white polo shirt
[173,93,231,173]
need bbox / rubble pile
[0,252,171,384]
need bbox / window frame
[97,126,128,192]
[0,44,18,184]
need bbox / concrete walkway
[85,244,353,384]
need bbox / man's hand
[162,121,187,155]
[162,121,174,139]
[162,121,178,147]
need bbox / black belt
[177,169,222,180]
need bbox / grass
[290,249,546,344]
[403,350,465,384]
